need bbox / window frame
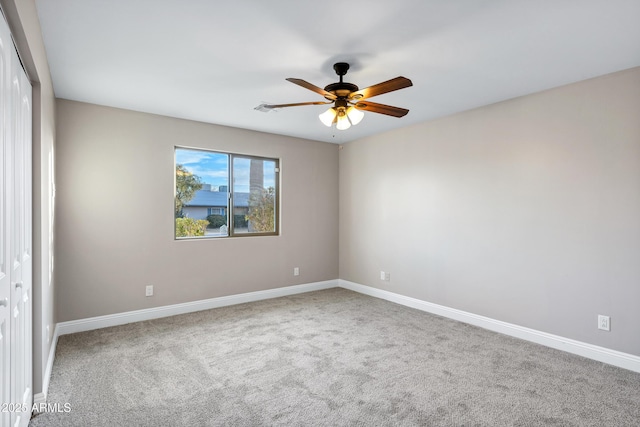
[174,146,280,240]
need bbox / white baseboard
[56,280,338,336]
[33,321,61,406]
[33,393,46,406]
[339,279,640,373]
[40,277,638,403]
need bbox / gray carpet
[30,288,640,426]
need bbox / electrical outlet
[145,285,154,297]
[293,267,300,276]
[598,315,610,331]
[380,271,390,281]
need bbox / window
[207,207,225,216]
[175,147,279,239]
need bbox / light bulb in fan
[346,107,364,125]
[336,111,351,130]
[318,108,336,127]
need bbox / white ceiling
[35,0,640,144]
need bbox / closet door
[0,14,11,427]
[1,11,32,427]
[9,53,32,427]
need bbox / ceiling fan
[256,62,413,130]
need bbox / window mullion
[228,154,234,237]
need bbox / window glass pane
[233,157,277,234]
[175,148,229,238]
[175,147,278,239]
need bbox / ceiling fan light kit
[259,62,412,131]
[318,98,364,130]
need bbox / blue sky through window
[176,148,276,193]
[176,148,229,190]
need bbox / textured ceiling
[35,0,640,144]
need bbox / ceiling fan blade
[286,78,336,100]
[354,100,409,117]
[349,77,413,100]
[256,101,332,111]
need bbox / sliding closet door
[1,11,33,427]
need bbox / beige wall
[1,0,57,396]
[340,67,640,356]
[55,100,339,321]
